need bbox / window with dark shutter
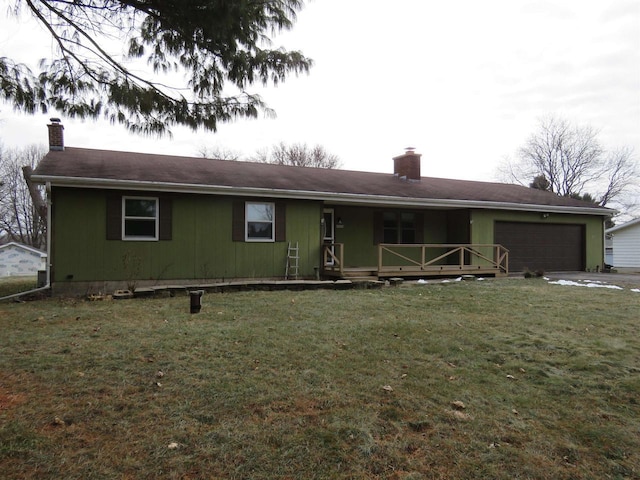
[233,200,286,242]
[106,194,172,241]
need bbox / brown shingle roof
[33,147,609,213]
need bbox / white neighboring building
[605,218,640,270]
[0,242,47,277]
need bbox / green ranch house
[32,120,611,294]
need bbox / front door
[323,208,335,266]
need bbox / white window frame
[245,201,275,242]
[122,196,159,241]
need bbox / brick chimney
[393,147,421,181]
[47,118,64,151]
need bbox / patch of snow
[417,279,427,284]
[631,289,640,293]
[441,277,463,284]
[548,279,623,290]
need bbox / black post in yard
[189,290,204,313]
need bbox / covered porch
[322,243,509,280]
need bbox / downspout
[0,285,51,302]
[319,215,326,280]
[45,181,52,289]
[602,217,605,271]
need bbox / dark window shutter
[159,197,172,240]
[232,200,245,242]
[415,212,424,244]
[373,211,383,245]
[275,202,286,242]
[106,194,122,240]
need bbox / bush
[523,268,545,278]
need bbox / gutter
[30,174,613,217]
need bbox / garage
[494,222,585,272]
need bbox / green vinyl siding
[51,188,322,283]
[52,188,107,282]
[331,206,374,267]
[327,206,603,272]
[51,187,606,284]
[329,206,450,267]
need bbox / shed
[0,242,47,277]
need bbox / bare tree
[499,116,638,210]
[251,142,341,169]
[0,144,47,248]
[197,145,241,161]
[598,146,637,207]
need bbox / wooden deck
[322,243,509,280]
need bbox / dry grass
[1,278,639,479]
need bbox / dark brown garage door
[494,222,585,272]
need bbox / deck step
[346,276,379,282]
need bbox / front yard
[1,278,638,479]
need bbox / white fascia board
[31,175,612,217]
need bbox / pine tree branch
[3,0,312,134]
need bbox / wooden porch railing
[322,243,509,278]
[378,244,509,276]
[322,243,344,275]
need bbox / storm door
[323,208,335,266]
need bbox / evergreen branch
[3,0,312,134]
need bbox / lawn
[1,278,638,479]
[0,276,37,298]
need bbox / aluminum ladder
[285,241,299,279]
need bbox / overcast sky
[1,0,639,182]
